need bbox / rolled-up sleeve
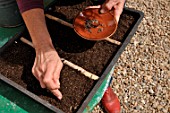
[17,0,44,13]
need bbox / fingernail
[58,96,62,100]
[57,80,60,85]
[40,83,46,88]
[57,80,60,88]
[100,9,105,13]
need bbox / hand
[100,0,125,22]
[32,48,63,100]
[19,8,63,100]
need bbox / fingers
[100,0,125,22]
[32,51,63,100]
[53,59,63,83]
[43,62,63,100]
[101,0,118,13]
[51,89,62,100]
[43,62,61,90]
[32,61,46,88]
[112,1,125,22]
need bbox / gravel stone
[92,0,169,113]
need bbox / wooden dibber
[60,58,99,80]
[20,37,99,80]
[45,14,74,28]
[45,14,121,45]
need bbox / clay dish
[73,8,117,40]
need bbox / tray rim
[0,7,144,113]
[0,74,64,113]
[77,7,144,113]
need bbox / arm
[17,0,63,100]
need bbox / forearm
[21,8,54,51]
[16,0,63,100]
[16,0,54,51]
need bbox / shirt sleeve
[17,0,44,13]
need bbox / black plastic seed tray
[0,7,144,113]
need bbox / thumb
[112,2,125,22]
[100,7,108,14]
[100,4,111,14]
[113,7,123,23]
[100,0,117,13]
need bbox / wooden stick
[105,37,121,45]
[45,14,73,28]
[45,14,121,45]
[20,37,99,80]
[60,58,99,80]
[20,37,34,47]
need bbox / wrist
[33,37,55,53]
[35,43,55,53]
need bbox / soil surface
[0,0,136,113]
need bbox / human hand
[32,48,63,100]
[20,8,63,100]
[100,0,125,22]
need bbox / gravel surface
[92,0,170,113]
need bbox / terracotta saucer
[73,8,117,40]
